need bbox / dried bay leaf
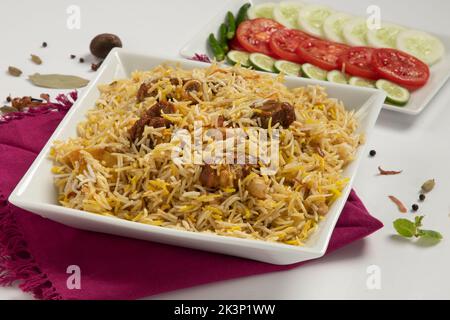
[29,73,89,89]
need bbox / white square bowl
[8,49,386,265]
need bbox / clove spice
[91,60,103,71]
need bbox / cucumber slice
[274,60,301,76]
[327,70,348,84]
[301,63,327,81]
[323,12,353,43]
[376,79,410,106]
[227,50,251,67]
[297,4,334,38]
[249,53,276,72]
[367,23,406,48]
[247,3,276,20]
[273,1,305,29]
[349,76,376,88]
[397,30,446,65]
[343,18,369,46]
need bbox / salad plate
[180,0,450,115]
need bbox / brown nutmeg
[89,33,122,59]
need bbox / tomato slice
[372,48,430,91]
[229,37,245,51]
[269,29,312,63]
[236,18,285,56]
[338,47,379,80]
[296,39,349,71]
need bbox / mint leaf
[393,219,416,238]
[417,229,443,241]
[414,216,424,228]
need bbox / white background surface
[0,0,449,300]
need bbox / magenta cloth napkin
[0,98,383,300]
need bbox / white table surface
[1,0,449,300]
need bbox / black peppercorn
[79,58,85,63]
[419,194,426,201]
[412,204,419,212]
[42,42,47,48]
[70,54,76,59]
[369,150,376,157]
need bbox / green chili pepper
[226,12,236,40]
[219,23,229,52]
[236,3,251,26]
[208,33,225,61]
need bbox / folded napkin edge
[0,194,62,300]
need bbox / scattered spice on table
[70,54,76,59]
[9,96,46,110]
[6,95,12,103]
[369,150,377,157]
[90,33,122,59]
[42,42,48,48]
[40,93,50,102]
[0,93,69,116]
[8,66,23,77]
[421,179,436,193]
[378,166,402,176]
[389,195,408,213]
[91,60,103,71]
[419,194,426,202]
[79,57,85,63]
[31,54,43,65]
[412,204,419,212]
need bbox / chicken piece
[63,148,116,168]
[199,165,234,189]
[199,165,219,189]
[254,100,296,129]
[145,101,175,118]
[181,79,202,102]
[199,165,255,190]
[137,80,158,102]
[129,115,170,143]
[247,176,267,199]
[129,102,175,143]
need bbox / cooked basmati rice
[50,63,363,246]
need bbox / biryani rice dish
[50,63,363,246]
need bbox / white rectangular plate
[9,48,385,265]
[179,0,450,115]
